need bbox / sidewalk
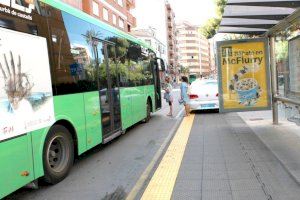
[140,112,300,200]
[239,110,300,186]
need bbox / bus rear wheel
[42,125,74,184]
[144,101,151,123]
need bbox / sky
[133,0,217,27]
[167,0,217,25]
[133,0,218,46]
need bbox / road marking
[140,114,195,200]
[126,117,184,200]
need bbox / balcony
[127,12,136,27]
[126,0,135,9]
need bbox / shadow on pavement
[192,109,219,115]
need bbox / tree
[223,34,255,40]
[275,40,288,62]
[201,18,221,39]
[200,0,227,39]
[179,65,189,76]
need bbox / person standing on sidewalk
[164,76,173,117]
[179,76,190,117]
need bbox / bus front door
[153,60,162,110]
[94,39,122,143]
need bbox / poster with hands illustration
[0,27,54,141]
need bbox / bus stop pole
[270,37,279,125]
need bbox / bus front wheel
[42,125,74,184]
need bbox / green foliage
[200,0,227,39]
[223,34,253,40]
[214,0,227,17]
[180,65,190,75]
[275,40,288,62]
[85,29,101,45]
[201,18,221,39]
[106,37,130,62]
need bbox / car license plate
[201,104,215,109]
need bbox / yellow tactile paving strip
[141,114,195,200]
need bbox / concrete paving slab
[239,110,300,185]
[202,169,228,180]
[231,189,266,200]
[202,179,231,191]
[202,190,233,200]
[171,189,202,200]
[171,112,300,200]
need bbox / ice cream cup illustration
[234,78,259,105]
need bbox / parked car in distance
[189,79,219,111]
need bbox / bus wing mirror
[156,58,166,71]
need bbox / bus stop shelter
[218,0,300,124]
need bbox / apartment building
[165,2,178,74]
[176,21,210,76]
[209,38,217,75]
[61,0,136,32]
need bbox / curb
[126,112,184,200]
[238,116,300,186]
[252,129,300,186]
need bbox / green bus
[0,0,164,198]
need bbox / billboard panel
[217,38,271,112]
[288,35,300,95]
[0,27,55,141]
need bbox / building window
[119,18,124,29]
[113,14,117,25]
[117,0,123,7]
[103,8,109,21]
[92,1,99,16]
[127,24,131,32]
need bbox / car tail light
[189,94,199,99]
[216,93,219,97]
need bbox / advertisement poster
[0,27,55,141]
[288,36,300,95]
[217,38,271,112]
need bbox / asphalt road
[6,90,183,200]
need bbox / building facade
[165,2,178,76]
[61,0,136,33]
[208,38,217,77]
[176,21,210,77]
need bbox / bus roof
[41,0,155,52]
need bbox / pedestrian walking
[163,76,173,117]
[179,76,190,117]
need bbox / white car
[189,79,219,111]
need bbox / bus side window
[140,51,154,86]
[47,9,98,95]
[126,42,147,87]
